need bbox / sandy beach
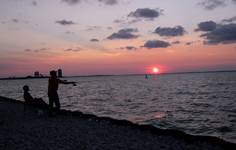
[0,96,235,150]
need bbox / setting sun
[153,67,159,73]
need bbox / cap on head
[23,85,29,91]
[50,70,57,77]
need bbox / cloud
[24,48,48,53]
[56,19,76,25]
[24,49,31,52]
[143,40,171,49]
[172,41,181,44]
[62,0,118,5]
[107,26,113,30]
[195,21,217,31]
[97,0,118,5]
[113,19,125,24]
[114,18,142,25]
[12,18,19,23]
[114,8,162,26]
[198,0,236,10]
[32,1,37,6]
[128,8,162,20]
[222,16,236,23]
[90,38,99,42]
[201,23,236,44]
[61,0,81,5]
[154,26,186,37]
[198,0,227,10]
[120,46,137,51]
[186,42,193,45]
[64,47,81,52]
[107,28,139,40]
[86,26,102,31]
[65,31,75,34]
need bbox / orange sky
[0,0,236,77]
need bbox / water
[0,72,236,143]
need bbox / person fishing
[48,70,76,114]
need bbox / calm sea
[0,72,236,143]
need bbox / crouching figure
[23,85,48,109]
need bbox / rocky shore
[0,96,235,150]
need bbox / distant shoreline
[1,70,236,80]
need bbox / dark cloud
[24,48,48,53]
[32,1,37,6]
[120,46,137,51]
[24,49,31,52]
[201,23,236,44]
[34,48,48,52]
[90,38,99,42]
[62,0,81,5]
[154,26,186,37]
[107,28,139,40]
[128,8,161,20]
[195,21,217,31]
[56,20,76,25]
[186,42,193,45]
[97,0,118,5]
[114,19,124,24]
[64,47,81,52]
[12,19,18,23]
[198,0,236,10]
[143,40,171,49]
[198,0,226,10]
[172,41,181,44]
[62,0,118,5]
[115,8,162,26]
[222,16,236,23]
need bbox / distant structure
[58,69,63,78]
[34,71,40,78]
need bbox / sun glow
[153,67,159,73]
[146,66,162,74]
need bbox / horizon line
[1,69,236,80]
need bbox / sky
[0,0,236,77]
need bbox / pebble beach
[0,96,235,150]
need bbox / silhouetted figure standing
[48,70,76,114]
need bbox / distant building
[40,74,44,77]
[58,69,63,77]
[34,71,40,77]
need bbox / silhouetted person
[23,85,48,109]
[48,70,76,114]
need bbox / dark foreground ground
[0,96,235,150]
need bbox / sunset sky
[0,0,236,77]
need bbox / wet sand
[0,96,235,150]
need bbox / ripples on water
[0,72,236,143]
